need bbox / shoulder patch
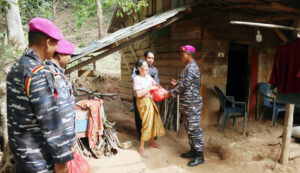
[25,65,44,97]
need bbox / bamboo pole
[230,21,300,31]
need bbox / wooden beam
[65,10,191,74]
[227,3,300,14]
[273,28,288,42]
[280,104,295,164]
[271,2,300,14]
[120,50,132,73]
[252,15,296,23]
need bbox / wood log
[280,104,295,164]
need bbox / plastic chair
[255,82,286,127]
[214,86,247,134]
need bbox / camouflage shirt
[45,60,76,147]
[6,48,73,172]
[169,60,202,113]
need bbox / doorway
[226,43,249,102]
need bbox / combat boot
[180,147,196,158]
[188,151,205,166]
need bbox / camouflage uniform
[6,48,74,172]
[169,60,204,152]
[45,60,76,147]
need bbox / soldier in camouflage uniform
[6,18,73,173]
[45,39,76,148]
[166,45,205,166]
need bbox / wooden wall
[119,2,281,125]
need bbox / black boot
[188,151,205,166]
[181,147,196,158]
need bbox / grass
[4,32,28,62]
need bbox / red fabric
[54,90,57,101]
[151,88,168,102]
[68,152,90,173]
[249,49,258,119]
[76,99,104,151]
[269,38,300,94]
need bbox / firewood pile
[77,118,120,159]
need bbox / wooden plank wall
[119,2,280,125]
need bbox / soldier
[131,50,159,139]
[6,18,73,173]
[45,39,76,149]
[166,45,205,166]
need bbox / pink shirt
[133,75,156,96]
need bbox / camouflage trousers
[181,104,204,152]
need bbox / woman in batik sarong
[133,59,166,157]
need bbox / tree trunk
[0,8,15,173]
[53,0,60,22]
[96,0,104,39]
[5,0,26,49]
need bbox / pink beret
[180,45,196,53]
[56,39,74,55]
[29,18,63,41]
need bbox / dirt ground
[85,99,300,173]
[55,7,300,173]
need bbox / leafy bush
[19,0,54,24]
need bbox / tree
[96,0,104,39]
[5,0,26,49]
[52,0,60,22]
[0,1,16,172]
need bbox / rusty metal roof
[66,4,197,74]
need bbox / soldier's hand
[54,162,69,173]
[165,91,170,99]
[171,79,177,87]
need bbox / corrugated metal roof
[69,5,192,65]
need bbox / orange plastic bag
[150,88,168,102]
[68,152,90,173]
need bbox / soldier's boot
[180,147,196,158]
[188,151,205,166]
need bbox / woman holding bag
[133,59,166,157]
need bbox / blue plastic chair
[255,82,286,127]
[214,86,247,134]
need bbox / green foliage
[1,0,10,10]
[69,0,112,28]
[65,0,147,28]
[111,0,148,17]
[17,0,147,29]
[19,0,54,24]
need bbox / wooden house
[107,0,300,125]
[68,0,300,125]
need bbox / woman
[133,59,166,157]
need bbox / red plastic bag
[150,88,168,102]
[68,152,90,173]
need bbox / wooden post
[120,51,131,73]
[93,62,96,70]
[280,104,295,164]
